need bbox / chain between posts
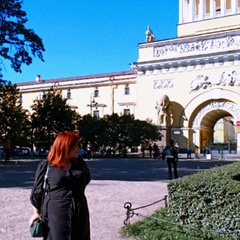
[123,195,168,226]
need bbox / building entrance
[189,100,239,154]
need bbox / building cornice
[17,70,137,93]
[133,51,240,76]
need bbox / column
[210,0,214,17]
[232,0,237,14]
[189,0,194,21]
[199,0,204,20]
[179,0,184,23]
[220,0,226,16]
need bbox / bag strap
[41,163,50,210]
[43,163,50,190]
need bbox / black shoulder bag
[30,163,50,238]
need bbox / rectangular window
[67,89,71,99]
[94,89,99,97]
[124,109,130,115]
[19,94,23,103]
[42,93,46,101]
[93,110,99,118]
[215,0,221,11]
[124,84,130,95]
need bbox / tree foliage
[0,84,162,154]
[0,0,45,79]
[78,114,107,149]
[0,82,31,147]
[31,88,80,149]
[78,113,162,155]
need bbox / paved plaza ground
[0,155,238,240]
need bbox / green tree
[0,82,31,147]
[31,88,80,149]
[104,114,162,156]
[78,114,107,151]
[0,0,45,80]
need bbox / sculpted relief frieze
[192,101,240,126]
[154,36,240,58]
[154,79,173,89]
[190,71,240,92]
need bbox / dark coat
[162,145,178,160]
[30,158,91,240]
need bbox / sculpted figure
[190,75,210,92]
[145,26,155,42]
[220,72,234,86]
[232,70,240,86]
[155,95,172,125]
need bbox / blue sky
[3,0,179,83]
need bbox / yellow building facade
[17,0,240,152]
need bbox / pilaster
[210,0,214,17]
[179,0,184,23]
[221,0,226,16]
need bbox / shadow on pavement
[0,157,238,188]
[0,159,41,188]
[87,158,237,181]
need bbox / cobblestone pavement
[0,155,238,240]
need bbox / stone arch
[181,89,240,152]
[183,88,240,127]
[191,101,240,128]
[189,101,238,151]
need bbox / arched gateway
[184,89,240,153]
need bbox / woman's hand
[29,212,40,227]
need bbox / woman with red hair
[29,131,91,239]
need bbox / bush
[168,162,240,238]
[123,162,240,239]
[123,207,232,239]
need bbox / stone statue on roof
[145,26,155,42]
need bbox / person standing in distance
[86,141,92,160]
[3,139,11,163]
[186,145,192,159]
[29,131,91,239]
[163,139,179,180]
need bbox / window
[94,88,99,97]
[124,84,130,95]
[93,110,99,118]
[42,92,46,101]
[215,0,221,12]
[124,109,130,115]
[19,94,23,103]
[67,89,71,99]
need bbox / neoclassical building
[18,0,240,152]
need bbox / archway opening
[200,109,236,153]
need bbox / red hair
[47,131,79,168]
